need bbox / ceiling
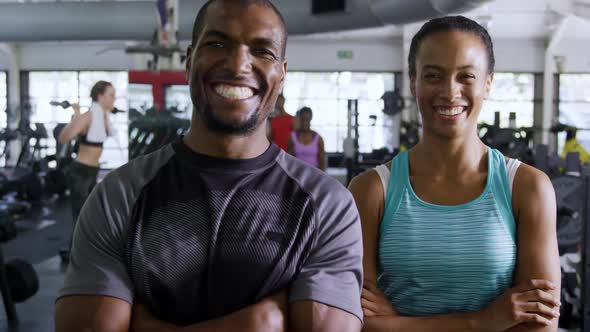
[1,0,590,41]
[295,0,590,41]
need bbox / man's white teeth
[436,107,464,116]
[214,84,254,100]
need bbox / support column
[0,43,21,166]
[383,67,403,150]
[533,73,544,147]
[542,15,568,152]
[401,24,419,123]
[157,0,182,71]
[384,24,420,151]
[0,43,20,120]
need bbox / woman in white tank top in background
[57,80,116,262]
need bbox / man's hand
[249,290,288,331]
[258,290,288,314]
[130,292,287,332]
[361,281,397,318]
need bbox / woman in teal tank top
[349,16,561,332]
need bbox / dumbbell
[0,221,16,243]
[49,100,72,109]
[4,259,39,303]
[49,101,126,114]
[558,206,580,220]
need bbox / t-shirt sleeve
[56,175,134,304]
[289,184,364,323]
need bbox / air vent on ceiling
[312,0,346,15]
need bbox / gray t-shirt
[58,140,363,325]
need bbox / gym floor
[0,197,71,331]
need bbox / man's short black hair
[191,0,288,59]
[408,15,494,78]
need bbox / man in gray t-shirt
[55,1,363,331]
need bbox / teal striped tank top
[377,148,517,316]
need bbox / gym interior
[0,0,589,331]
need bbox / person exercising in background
[55,1,362,331]
[57,80,116,261]
[288,107,326,171]
[270,94,296,151]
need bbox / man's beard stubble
[197,103,261,136]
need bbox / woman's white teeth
[436,107,464,116]
[214,84,254,100]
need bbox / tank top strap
[380,151,409,234]
[488,148,516,242]
[290,131,299,144]
[312,132,320,144]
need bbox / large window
[165,85,192,119]
[283,72,395,153]
[559,74,590,152]
[480,73,535,128]
[28,71,129,169]
[0,72,6,128]
[129,84,154,112]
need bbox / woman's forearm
[363,312,482,332]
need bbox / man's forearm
[363,312,480,332]
[132,300,285,332]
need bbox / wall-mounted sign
[337,50,354,60]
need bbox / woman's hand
[475,279,560,332]
[71,103,81,116]
[361,280,398,318]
